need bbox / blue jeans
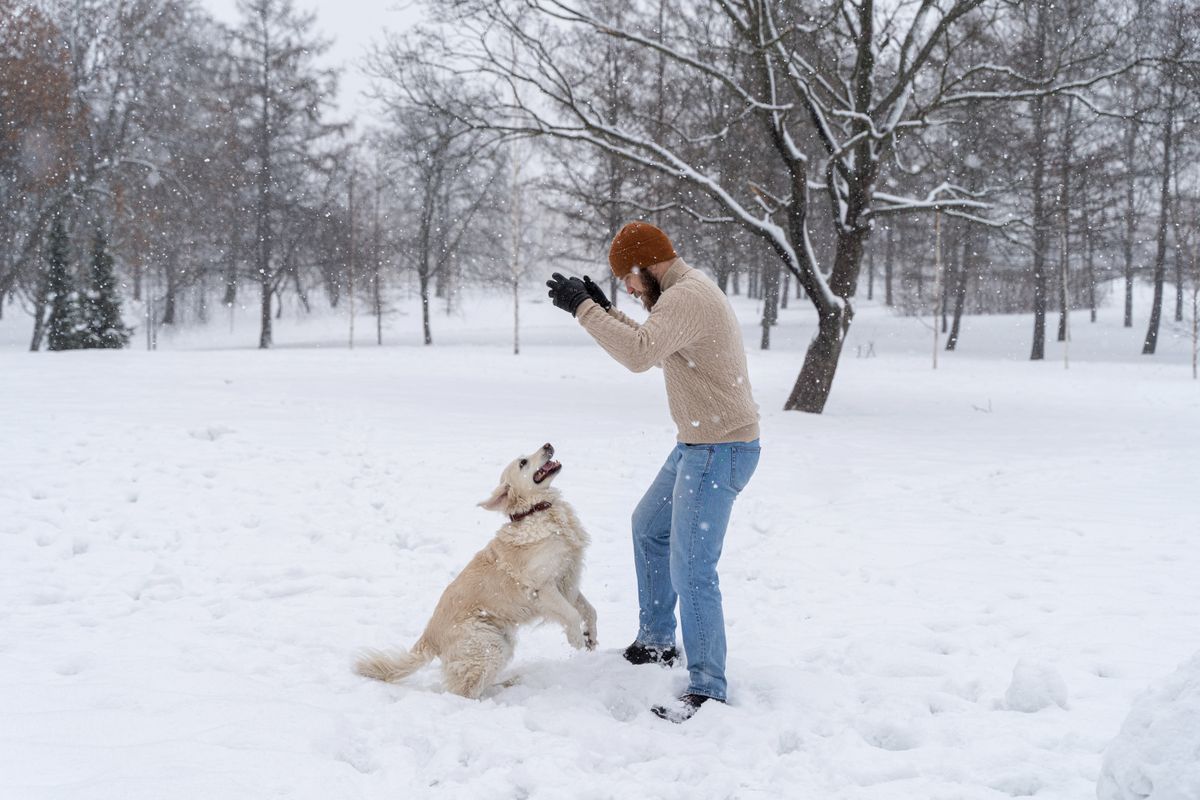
[631,439,760,701]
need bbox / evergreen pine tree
[82,226,132,349]
[45,215,88,351]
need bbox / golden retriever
[355,443,597,699]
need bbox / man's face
[622,268,663,311]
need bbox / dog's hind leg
[442,623,514,699]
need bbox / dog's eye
[519,459,528,468]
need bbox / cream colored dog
[355,443,597,699]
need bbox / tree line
[2,0,1197,412]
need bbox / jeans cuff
[686,682,726,702]
[636,633,676,650]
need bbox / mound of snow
[1004,658,1068,712]
[1098,651,1200,800]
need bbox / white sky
[201,0,422,125]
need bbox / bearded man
[546,221,761,723]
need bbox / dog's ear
[478,482,510,512]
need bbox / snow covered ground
[1,284,1197,799]
[1099,650,1200,800]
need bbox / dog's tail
[354,638,434,684]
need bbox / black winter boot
[651,693,723,723]
[622,641,679,666]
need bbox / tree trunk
[1029,97,1049,359]
[223,237,238,307]
[256,15,274,350]
[1029,4,1049,360]
[914,251,924,301]
[784,203,867,412]
[1176,240,1185,323]
[1122,116,1137,328]
[373,268,383,346]
[1172,120,1184,324]
[760,258,780,350]
[29,284,48,352]
[940,231,952,334]
[785,309,846,413]
[1057,100,1073,342]
[162,256,178,327]
[373,178,383,346]
[1143,76,1175,355]
[196,269,209,324]
[715,239,731,293]
[946,223,977,351]
[348,167,356,349]
[884,222,894,306]
[258,273,272,349]
[1081,168,1097,323]
[420,271,432,346]
[132,247,143,302]
[434,259,447,299]
[867,239,875,301]
[513,278,520,356]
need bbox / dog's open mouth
[533,460,561,483]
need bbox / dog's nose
[543,442,553,451]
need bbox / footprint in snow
[188,425,235,441]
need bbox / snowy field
[1,284,1197,799]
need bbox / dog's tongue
[535,460,560,480]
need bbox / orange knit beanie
[608,221,677,278]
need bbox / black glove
[582,275,612,311]
[546,272,589,315]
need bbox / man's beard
[634,271,663,311]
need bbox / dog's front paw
[583,628,598,651]
[567,628,586,650]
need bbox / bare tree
[1142,2,1198,355]
[231,0,344,349]
[370,56,502,345]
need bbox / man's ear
[478,483,510,512]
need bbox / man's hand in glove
[546,272,590,316]
[582,275,612,311]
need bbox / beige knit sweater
[575,258,760,444]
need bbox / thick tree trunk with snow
[786,309,846,413]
